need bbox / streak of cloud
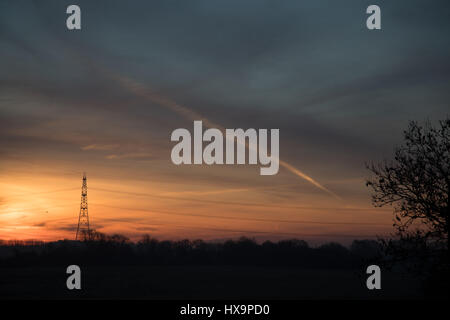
[105,152,153,160]
[160,188,250,196]
[90,187,376,212]
[92,202,391,227]
[112,74,339,198]
[81,144,119,151]
[279,160,340,199]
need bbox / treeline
[0,234,382,268]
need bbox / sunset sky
[1,0,449,244]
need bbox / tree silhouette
[366,118,449,248]
[366,118,449,294]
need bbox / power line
[5,187,80,199]
[91,202,392,227]
[89,187,387,212]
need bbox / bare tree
[366,118,449,252]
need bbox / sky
[0,0,449,244]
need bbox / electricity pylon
[75,173,90,240]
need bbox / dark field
[0,266,422,299]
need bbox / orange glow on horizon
[0,164,393,244]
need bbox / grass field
[0,266,423,299]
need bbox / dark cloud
[33,222,46,227]
[1,0,449,198]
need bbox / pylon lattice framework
[76,173,90,240]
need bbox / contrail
[278,160,340,199]
[116,76,221,129]
[3,28,341,199]
[113,74,340,199]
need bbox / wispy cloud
[81,144,120,151]
[160,188,250,196]
[105,152,153,160]
[113,73,339,198]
